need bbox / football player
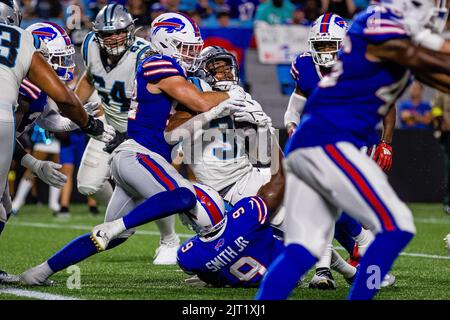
[19,12,245,284]
[164,46,276,208]
[75,4,183,264]
[0,0,114,283]
[256,0,450,300]
[284,13,395,290]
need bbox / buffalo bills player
[19,12,246,285]
[284,13,395,289]
[257,0,450,300]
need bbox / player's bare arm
[27,52,88,128]
[381,107,396,144]
[367,39,450,78]
[156,75,230,113]
[74,70,95,104]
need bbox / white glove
[411,28,445,51]
[21,154,67,188]
[227,85,246,100]
[83,102,101,117]
[82,115,116,143]
[243,99,264,112]
[205,98,246,121]
[233,110,272,127]
[91,122,116,143]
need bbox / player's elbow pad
[284,92,306,127]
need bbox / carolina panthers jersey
[81,33,151,132]
[0,25,37,121]
[186,77,253,192]
[286,5,411,153]
[177,196,283,287]
[127,54,186,162]
[291,52,325,98]
[17,79,48,137]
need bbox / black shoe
[54,206,71,218]
[89,206,99,216]
[308,268,336,290]
[0,270,20,284]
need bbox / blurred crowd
[20,0,372,28]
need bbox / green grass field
[0,203,449,300]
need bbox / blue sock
[122,188,196,230]
[0,221,4,235]
[47,234,129,273]
[255,244,317,300]
[348,230,413,300]
[335,213,362,255]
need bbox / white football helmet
[180,183,226,238]
[150,12,204,72]
[26,22,75,81]
[308,13,348,68]
[0,0,21,27]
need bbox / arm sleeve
[284,91,306,127]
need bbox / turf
[0,203,449,300]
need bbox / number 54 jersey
[177,197,284,287]
[81,32,151,132]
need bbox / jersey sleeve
[19,79,47,112]
[230,196,269,229]
[81,31,95,69]
[290,55,301,84]
[176,239,200,274]
[361,11,409,44]
[138,55,185,82]
[290,53,311,94]
[17,29,37,78]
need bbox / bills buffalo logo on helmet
[152,18,186,35]
[31,27,58,42]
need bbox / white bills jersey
[0,24,36,121]
[81,32,151,132]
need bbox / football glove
[83,102,101,117]
[82,115,116,143]
[227,85,246,100]
[21,154,67,188]
[103,131,128,154]
[372,141,393,172]
[233,110,272,127]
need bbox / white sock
[155,215,177,242]
[12,178,32,211]
[48,186,60,212]
[330,249,356,279]
[354,228,375,256]
[316,243,333,270]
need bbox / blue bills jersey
[127,54,186,162]
[287,5,411,153]
[291,52,325,98]
[177,196,284,287]
[17,79,48,137]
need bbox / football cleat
[184,275,208,287]
[19,264,54,286]
[153,238,180,265]
[0,270,20,284]
[308,268,336,290]
[91,220,126,252]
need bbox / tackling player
[75,4,182,264]
[256,0,450,300]
[19,12,245,285]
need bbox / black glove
[103,131,128,154]
[81,115,104,137]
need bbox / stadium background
[11,0,450,209]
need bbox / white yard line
[0,288,80,300]
[8,221,450,260]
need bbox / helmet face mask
[308,13,347,68]
[150,12,204,72]
[309,39,341,68]
[0,0,22,27]
[26,21,76,82]
[196,46,240,91]
[181,183,227,238]
[93,4,136,58]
